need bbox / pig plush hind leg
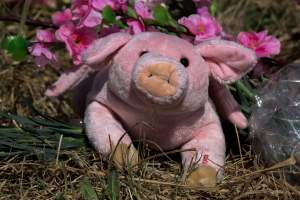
[84,101,139,170]
[181,122,225,187]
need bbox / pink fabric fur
[46,32,257,181]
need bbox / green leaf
[6,35,28,60]
[235,80,256,100]
[1,36,14,49]
[126,6,138,19]
[153,5,173,26]
[80,178,99,200]
[151,5,186,33]
[106,169,120,200]
[115,20,127,29]
[1,35,28,61]
[168,19,187,32]
[0,113,38,126]
[102,6,116,24]
[0,110,85,159]
[210,0,218,17]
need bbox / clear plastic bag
[250,63,300,184]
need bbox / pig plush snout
[137,63,177,97]
[132,54,188,106]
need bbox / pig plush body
[46,32,256,187]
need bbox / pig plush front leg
[181,122,225,187]
[84,101,139,170]
[209,78,248,129]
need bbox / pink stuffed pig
[46,32,256,187]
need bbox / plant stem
[0,15,58,29]
[235,80,255,100]
[19,0,32,35]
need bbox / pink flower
[55,23,98,65]
[72,0,89,20]
[178,10,222,42]
[138,0,170,8]
[134,1,153,19]
[36,30,55,43]
[54,1,100,28]
[71,0,102,28]
[91,0,128,11]
[29,30,57,67]
[237,30,281,58]
[28,43,57,67]
[92,0,117,10]
[126,19,145,34]
[80,8,102,27]
[52,9,73,25]
[197,7,210,16]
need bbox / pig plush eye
[180,57,189,67]
[139,51,148,57]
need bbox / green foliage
[126,6,138,19]
[210,0,218,16]
[0,106,85,159]
[231,78,256,115]
[102,6,117,24]
[106,168,120,200]
[102,6,127,29]
[153,5,173,26]
[80,178,99,200]
[1,35,28,61]
[153,5,186,32]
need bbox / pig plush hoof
[186,165,217,187]
[111,144,139,170]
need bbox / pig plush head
[79,32,256,114]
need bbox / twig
[279,180,300,197]
[56,134,63,166]
[0,15,58,29]
[233,190,276,200]
[235,125,244,169]
[0,180,7,193]
[230,156,297,182]
[20,0,32,34]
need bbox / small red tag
[202,154,209,164]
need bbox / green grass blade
[106,168,120,200]
[80,178,99,200]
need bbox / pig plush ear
[45,33,132,97]
[82,32,132,66]
[196,40,257,83]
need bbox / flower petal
[134,1,152,19]
[52,9,72,25]
[81,8,102,27]
[92,0,115,10]
[127,20,145,34]
[237,30,281,58]
[36,30,55,43]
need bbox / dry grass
[1,0,300,199]
[1,145,300,199]
[0,59,74,118]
